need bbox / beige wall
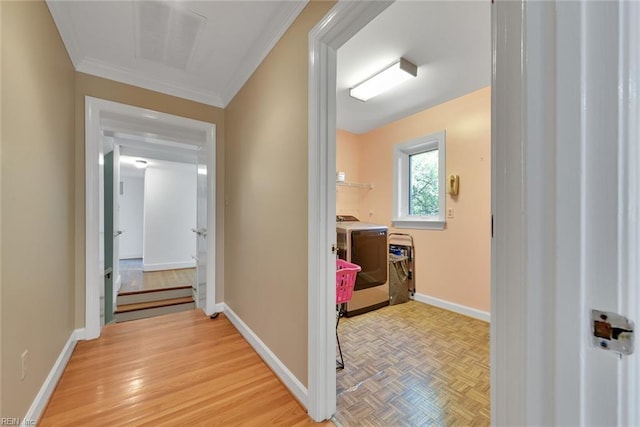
[1,1,76,417]
[338,87,491,312]
[336,129,361,218]
[225,0,335,387]
[74,73,226,327]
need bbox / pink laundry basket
[336,259,361,370]
[336,259,361,305]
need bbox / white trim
[211,303,225,314]
[78,58,225,108]
[412,293,490,323]
[142,261,196,272]
[22,329,83,426]
[74,328,86,341]
[392,131,446,226]
[204,125,217,316]
[45,1,82,70]
[307,1,393,422]
[114,274,122,295]
[220,1,309,105]
[85,97,216,340]
[391,220,445,231]
[223,304,308,408]
[619,2,640,424]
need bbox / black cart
[388,233,415,305]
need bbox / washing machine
[336,216,389,316]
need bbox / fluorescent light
[134,159,148,169]
[349,58,418,102]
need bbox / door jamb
[307,1,393,420]
[84,96,216,339]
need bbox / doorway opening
[84,97,216,338]
[307,0,494,422]
[331,1,491,424]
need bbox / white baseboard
[143,261,196,272]
[22,328,83,426]
[413,293,490,322]
[222,304,308,408]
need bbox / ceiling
[337,1,491,134]
[47,0,308,107]
[47,0,490,138]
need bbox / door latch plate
[591,309,634,355]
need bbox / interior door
[103,151,114,324]
[546,2,637,424]
[194,147,208,309]
[112,145,122,304]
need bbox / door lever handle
[114,230,124,237]
[191,228,207,238]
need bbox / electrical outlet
[21,349,28,381]
[447,208,455,219]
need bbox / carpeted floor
[335,300,490,426]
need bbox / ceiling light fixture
[349,58,418,102]
[134,159,148,169]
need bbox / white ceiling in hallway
[47,0,308,107]
[337,0,491,135]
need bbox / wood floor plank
[40,310,329,426]
[114,296,194,313]
[119,259,196,293]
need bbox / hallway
[40,310,326,426]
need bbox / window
[392,131,446,229]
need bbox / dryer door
[350,229,388,290]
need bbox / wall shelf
[336,181,373,190]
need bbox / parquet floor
[335,301,490,427]
[40,310,329,426]
[119,258,196,293]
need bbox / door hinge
[592,309,634,356]
[491,215,494,238]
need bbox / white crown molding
[77,57,225,108]
[220,1,309,105]
[46,0,82,70]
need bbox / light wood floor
[40,310,329,426]
[335,301,490,426]
[119,258,196,293]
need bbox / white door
[549,2,638,424]
[492,1,639,425]
[194,147,208,309]
[112,145,122,304]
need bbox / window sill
[392,219,446,230]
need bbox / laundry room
[335,87,491,319]
[333,1,492,425]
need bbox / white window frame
[392,130,446,230]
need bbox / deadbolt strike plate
[591,309,634,356]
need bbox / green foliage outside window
[409,149,439,216]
